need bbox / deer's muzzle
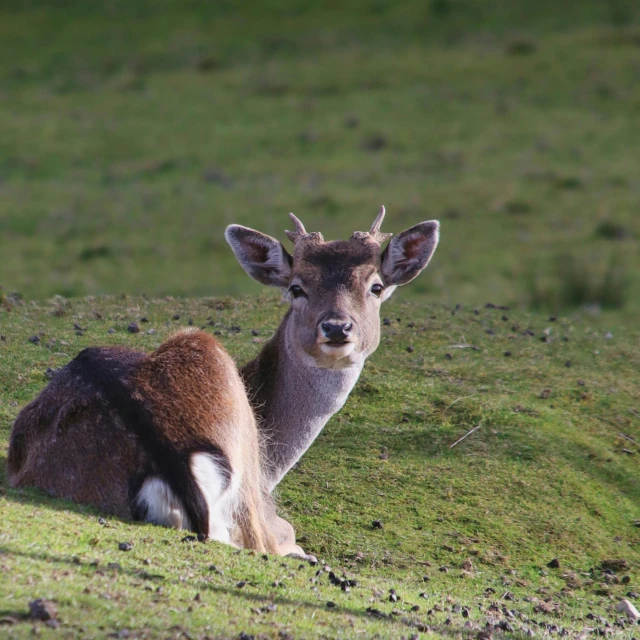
[320,321,353,344]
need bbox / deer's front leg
[269,513,317,564]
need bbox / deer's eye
[371,283,384,298]
[289,285,307,299]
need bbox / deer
[7,207,439,560]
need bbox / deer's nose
[321,321,353,343]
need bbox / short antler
[367,205,393,244]
[285,213,324,244]
[285,213,307,243]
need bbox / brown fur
[8,330,276,553]
[130,330,238,452]
[8,347,146,517]
[130,330,276,553]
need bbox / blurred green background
[1,0,639,315]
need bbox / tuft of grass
[505,35,537,56]
[608,0,635,28]
[595,220,634,241]
[1,294,639,638]
[525,253,630,312]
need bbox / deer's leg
[269,512,318,563]
[189,452,238,544]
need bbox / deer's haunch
[8,208,439,558]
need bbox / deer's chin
[318,342,356,360]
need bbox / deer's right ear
[225,225,293,288]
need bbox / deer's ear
[225,225,293,288]
[381,221,439,287]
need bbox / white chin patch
[319,343,356,359]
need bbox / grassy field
[1,1,639,638]
[1,1,640,314]
[1,294,639,638]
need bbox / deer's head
[225,208,439,369]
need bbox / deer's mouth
[318,341,356,358]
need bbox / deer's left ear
[381,221,440,287]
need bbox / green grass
[1,1,640,314]
[1,294,638,638]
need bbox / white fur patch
[135,477,190,531]
[190,453,239,544]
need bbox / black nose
[321,322,353,343]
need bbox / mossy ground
[1,294,638,638]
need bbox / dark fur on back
[8,347,147,517]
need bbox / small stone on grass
[29,599,58,622]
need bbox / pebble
[29,599,58,621]
[616,599,640,621]
[118,542,133,551]
[127,322,140,333]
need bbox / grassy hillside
[1,294,638,638]
[1,1,640,315]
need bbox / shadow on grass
[0,546,480,639]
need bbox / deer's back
[7,329,251,518]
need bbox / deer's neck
[241,310,364,491]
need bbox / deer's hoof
[286,551,318,565]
